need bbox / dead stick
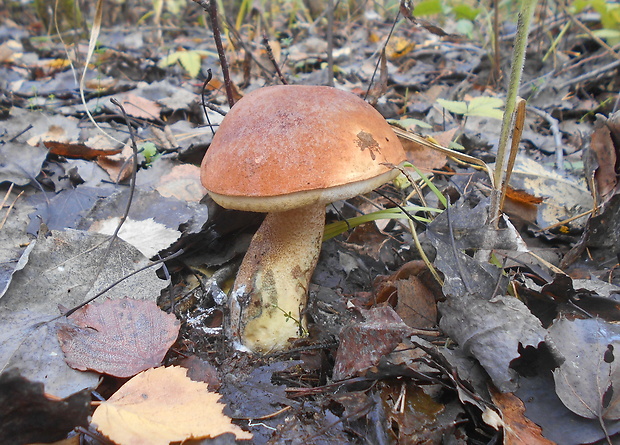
[262,35,288,85]
[326,0,334,87]
[193,0,235,108]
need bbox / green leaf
[466,97,505,119]
[436,98,469,115]
[456,19,474,38]
[452,3,480,20]
[413,0,443,16]
[158,52,181,68]
[437,97,504,119]
[141,142,158,161]
[389,118,433,129]
[178,51,202,78]
[323,205,441,241]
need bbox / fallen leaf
[589,112,619,201]
[374,261,439,329]
[44,141,122,160]
[549,318,620,421]
[156,164,206,202]
[92,366,252,444]
[0,368,90,444]
[333,306,413,381]
[58,298,180,378]
[489,385,556,445]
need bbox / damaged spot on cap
[356,130,380,160]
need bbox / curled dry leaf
[92,366,252,445]
[58,298,180,378]
[549,318,620,421]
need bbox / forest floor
[1,1,620,444]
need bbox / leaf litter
[1,0,620,443]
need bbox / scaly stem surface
[228,203,325,353]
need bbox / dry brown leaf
[503,187,544,225]
[96,144,134,182]
[490,386,556,445]
[374,261,439,329]
[156,164,206,202]
[115,92,162,120]
[44,141,122,160]
[590,113,620,201]
[401,131,449,173]
[92,366,252,445]
[58,298,180,378]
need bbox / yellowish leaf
[92,366,252,445]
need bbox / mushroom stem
[228,202,326,353]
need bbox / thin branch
[556,59,620,89]
[59,249,185,319]
[526,105,564,172]
[193,0,235,108]
[262,35,288,85]
[564,8,620,62]
[326,0,334,87]
[365,11,400,101]
[201,69,216,135]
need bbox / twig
[326,0,334,87]
[8,125,33,143]
[556,59,620,89]
[564,8,620,63]
[201,69,216,135]
[261,35,288,85]
[193,0,235,108]
[0,183,14,212]
[109,99,138,241]
[0,186,24,231]
[526,105,564,172]
[202,100,228,117]
[364,11,400,101]
[223,16,275,80]
[59,249,185,319]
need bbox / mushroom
[201,85,407,353]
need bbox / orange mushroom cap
[201,85,406,212]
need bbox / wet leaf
[44,141,122,160]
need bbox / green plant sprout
[437,97,505,120]
[272,304,308,337]
[324,162,446,240]
[140,142,160,166]
[404,162,448,208]
[490,0,538,224]
[323,205,441,240]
